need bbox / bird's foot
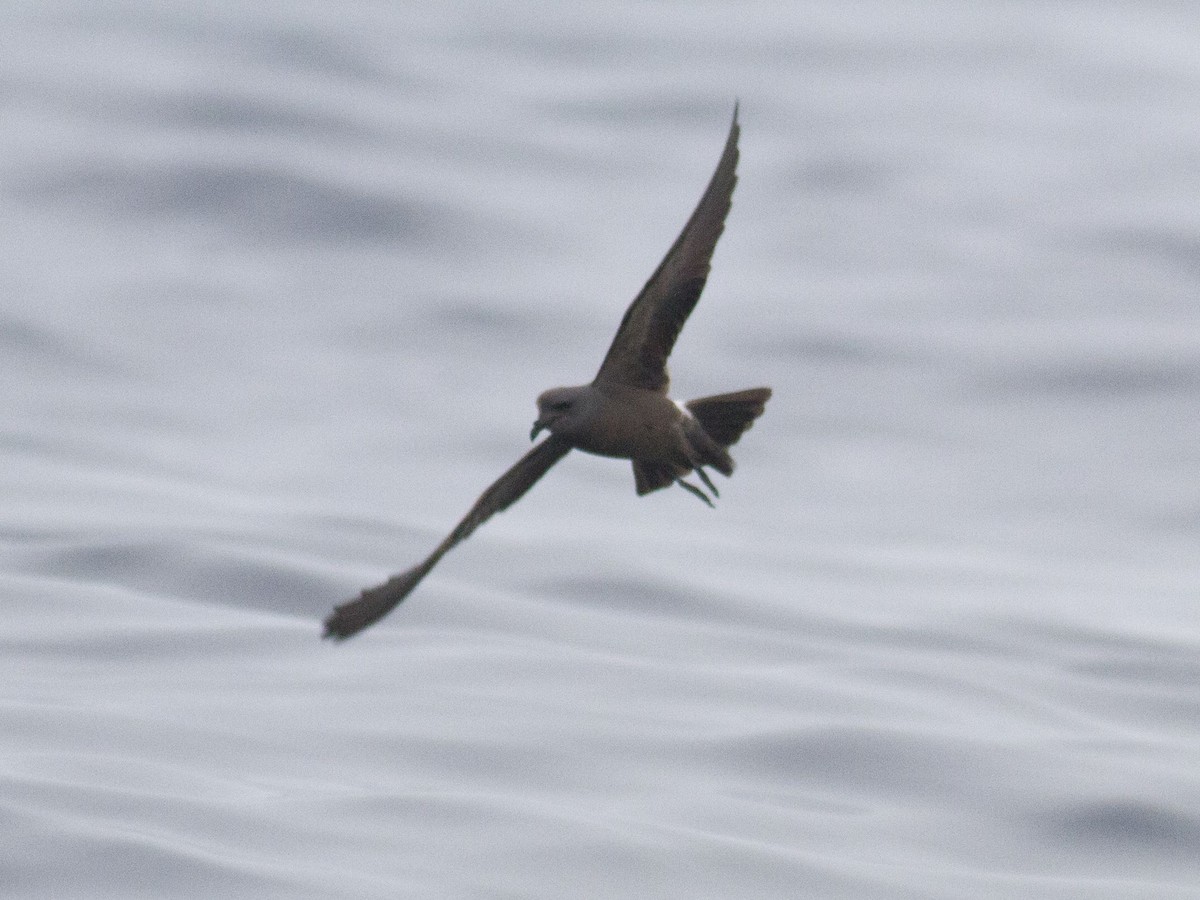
[677,478,715,507]
[696,467,720,498]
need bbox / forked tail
[686,387,771,448]
[631,386,771,503]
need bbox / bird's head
[531,385,590,441]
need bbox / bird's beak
[530,419,546,441]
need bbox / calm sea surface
[3,2,1200,897]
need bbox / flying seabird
[324,105,770,640]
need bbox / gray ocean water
[4,2,1200,897]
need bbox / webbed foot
[677,478,715,508]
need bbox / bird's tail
[631,387,771,502]
[686,387,772,452]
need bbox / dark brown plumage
[594,106,740,394]
[324,106,769,641]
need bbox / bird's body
[324,105,770,640]
[534,382,683,460]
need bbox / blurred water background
[3,2,1200,897]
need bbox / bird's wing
[593,105,740,394]
[324,435,572,640]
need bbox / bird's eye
[551,401,571,412]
